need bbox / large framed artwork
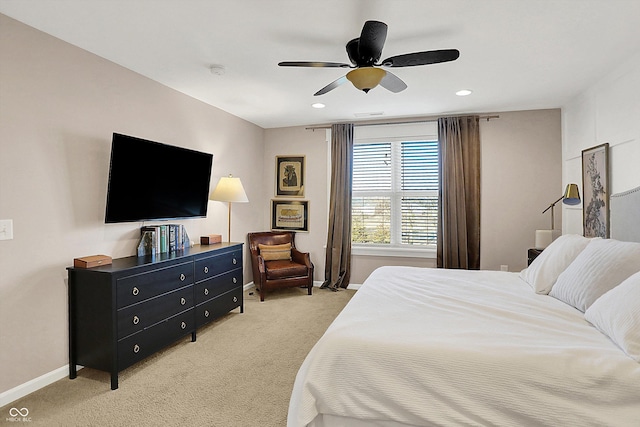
[271,200,309,232]
[276,155,305,197]
[582,143,609,238]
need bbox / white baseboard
[0,365,81,408]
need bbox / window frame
[351,122,439,258]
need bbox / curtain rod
[305,115,500,130]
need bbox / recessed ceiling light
[312,103,325,109]
[456,89,473,96]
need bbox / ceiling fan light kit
[279,20,459,96]
[347,67,387,93]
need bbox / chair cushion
[259,243,291,261]
[265,260,308,280]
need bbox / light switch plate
[0,219,13,240]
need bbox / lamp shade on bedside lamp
[210,175,248,242]
[562,183,581,206]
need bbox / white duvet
[288,266,640,426]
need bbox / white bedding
[288,266,640,426]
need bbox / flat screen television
[105,133,213,223]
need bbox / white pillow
[585,271,640,362]
[519,234,592,294]
[549,238,640,312]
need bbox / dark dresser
[67,243,243,390]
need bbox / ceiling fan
[278,20,460,96]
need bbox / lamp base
[535,229,562,249]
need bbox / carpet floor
[2,286,355,426]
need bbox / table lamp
[210,175,249,242]
[536,184,581,248]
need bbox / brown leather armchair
[248,231,313,301]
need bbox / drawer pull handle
[204,266,209,274]
[181,321,187,330]
[232,258,237,265]
[179,273,186,281]
[204,310,210,318]
[180,297,186,305]
[233,277,237,284]
[133,344,140,354]
[132,287,139,296]
[233,296,238,303]
[204,288,209,296]
[132,315,140,325]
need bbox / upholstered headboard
[610,186,640,243]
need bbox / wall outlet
[500,265,508,272]
[0,219,13,240]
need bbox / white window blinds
[352,123,439,248]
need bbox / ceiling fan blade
[314,75,348,96]
[357,20,387,66]
[346,38,359,66]
[381,49,460,67]
[379,71,407,93]
[278,61,351,68]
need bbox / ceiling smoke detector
[209,64,226,76]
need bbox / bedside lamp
[210,175,249,242]
[536,184,581,249]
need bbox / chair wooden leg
[260,287,265,302]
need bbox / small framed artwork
[271,200,309,232]
[276,155,305,197]
[582,143,609,238]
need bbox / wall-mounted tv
[105,133,213,223]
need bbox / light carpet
[1,286,355,426]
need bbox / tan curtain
[322,123,354,290]
[437,116,481,269]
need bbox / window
[352,123,439,253]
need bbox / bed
[288,187,640,427]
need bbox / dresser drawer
[194,249,242,282]
[195,287,243,327]
[117,285,194,339]
[195,270,242,304]
[117,262,193,308]
[118,308,195,370]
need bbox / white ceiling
[2,0,640,129]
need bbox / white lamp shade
[209,175,249,203]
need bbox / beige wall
[562,50,640,234]
[262,127,329,281]
[480,109,562,272]
[0,15,265,394]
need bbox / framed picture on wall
[271,200,309,232]
[276,155,305,197]
[582,143,609,238]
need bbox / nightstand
[527,248,543,266]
